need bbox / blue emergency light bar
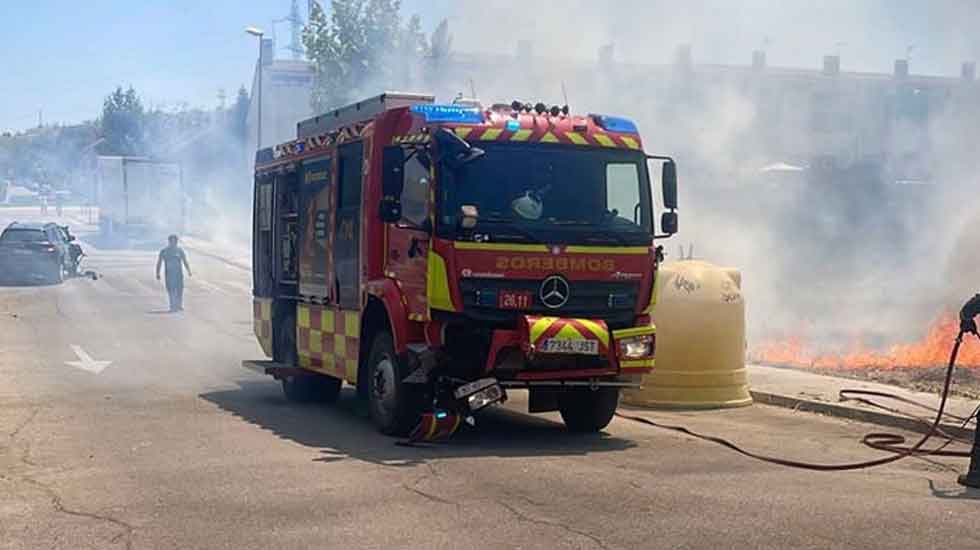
[591,114,639,134]
[411,104,484,124]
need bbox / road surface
[1,207,978,550]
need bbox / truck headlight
[618,334,654,359]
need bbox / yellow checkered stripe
[253,298,274,358]
[452,126,642,150]
[296,303,361,383]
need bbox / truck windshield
[438,143,653,245]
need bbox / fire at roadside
[751,312,980,398]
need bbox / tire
[282,376,315,402]
[558,387,620,433]
[366,331,425,436]
[311,375,343,404]
[275,312,309,403]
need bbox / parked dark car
[0,222,73,284]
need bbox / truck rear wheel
[366,331,425,436]
[558,387,620,432]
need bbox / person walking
[156,234,192,312]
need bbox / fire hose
[615,293,980,473]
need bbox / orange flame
[750,312,980,369]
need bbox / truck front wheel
[558,387,620,432]
[366,331,425,436]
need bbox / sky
[2,1,978,133]
[0,0,450,132]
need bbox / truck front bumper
[484,315,656,380]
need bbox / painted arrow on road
[65,344,112,374]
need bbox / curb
[750,390,975,440]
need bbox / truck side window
[606,163,642,226]
[337,148,362,209]
[258,183,273,231]
[401,155,430,225]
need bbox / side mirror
[380,147,405,223]
[382,147,405,198]
[433,128,484,168]
[662,161,677,210]
[661,211,678,235]
[379,198,402,223]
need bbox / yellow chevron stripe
[576,318,610,346]
[480,128,503,141]
[530,317,558,344]
[454,127,473,139]
[510,129,532,141]
[565,132,588,145]
[539,132,559,143]
[621,136,640,150]
[554,324,584,340]
[593,133,617,148]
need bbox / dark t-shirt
[159,246,186,284]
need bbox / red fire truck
[245,92,678,437]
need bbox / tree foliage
[303,0,448,112]
[98,86,145,156]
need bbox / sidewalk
[747,364,978,439]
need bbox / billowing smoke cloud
[416,0,980,355]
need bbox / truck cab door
[335,142,363,310]
[384,148,431,319]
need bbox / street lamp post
[245,26,265,150]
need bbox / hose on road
[615,330,975,471]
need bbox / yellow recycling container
[622,260,752,409]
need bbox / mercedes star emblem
[539,275,570,309]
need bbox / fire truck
[244,92,678,437]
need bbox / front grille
[458,278,639,329]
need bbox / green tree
[98,86,145,156]
[302,0,440,112]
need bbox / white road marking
[65,344,112,374]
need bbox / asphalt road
[2,207,978,550]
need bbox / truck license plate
[498,290,533,310]
[539,338,599,355]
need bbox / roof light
[410,104,484,124]
[591,114,638,133]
